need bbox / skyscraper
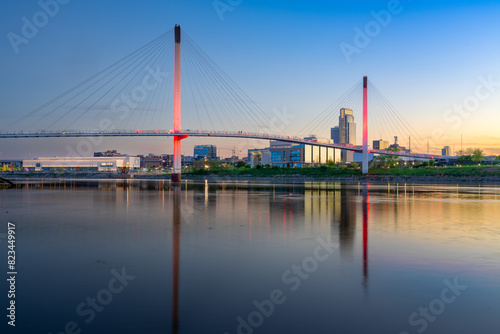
[442,146,451,156]
[331,126,339,143]
[338,108,356,162]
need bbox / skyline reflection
[1,180,499,333]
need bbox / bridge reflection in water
[166,180,370,332]
[16,179,372,332]
[172,188,181,333]
[9,180,500,333]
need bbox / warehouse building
[23,156,140,172]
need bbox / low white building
[248,148,271,168]
[23,156,141,171]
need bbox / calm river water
[1,180,499,334]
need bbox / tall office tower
[442,146,451,156]
[331,126,340,143]
[339,108,356,162]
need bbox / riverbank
[184,174,500,184]
[2,166,500,184]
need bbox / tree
[235,161,247,169]
[457,148,484,162]
[472,149,484,162]
[372,148,401,168]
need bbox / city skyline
[1,0,500,159]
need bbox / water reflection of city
[168,181,371,333]
[14,180,500,333]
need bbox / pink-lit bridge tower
[362,76,368,174]
[172,25,188,183]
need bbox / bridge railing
[0,128,364,151]
[1,128,447,159]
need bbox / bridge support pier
[172,136,182,183]
[362,76,368,174]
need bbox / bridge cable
[56,34,171,130]
[4,30,172,132]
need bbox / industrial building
[139,155,172,169]
[194,145,217,159]
[23,156,141,171]
[94,149,124,157]
[0,160,23,170]
[388,136,410,153]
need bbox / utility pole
[231,146,235,168]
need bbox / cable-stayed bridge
[0,25,446,180]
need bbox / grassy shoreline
[2,166,500,184]
[184,165,500,178]
[182,166,500,184]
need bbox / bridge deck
[0,129,445,160]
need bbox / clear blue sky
[1,0,500,159]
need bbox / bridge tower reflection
[172,188,181,333]
[335,183,370,286]
[338,184,356,256]
[362,184,369,287]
